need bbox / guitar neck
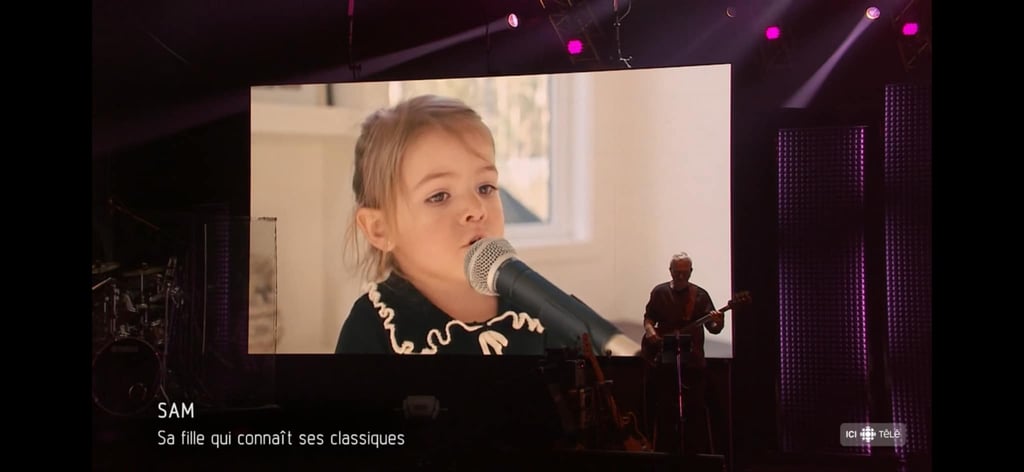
[581,334,607,384]
[667,303,733,334]
[581,333,653,451]
[581,334,622,423]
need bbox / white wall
[250,64,733,356]
[250,103,372,353]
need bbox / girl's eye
[478,184,498,195]
[426,192,450,204]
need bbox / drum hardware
[92,337,162,416]
[122,265,165,278]
[120,291,137,314]
[92,257,183,416]
[92,197,191,414]
[92,277,121,341]
[92,261,120,275]
[92,276,115,292]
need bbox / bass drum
[92,337,161,416]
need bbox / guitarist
[642,252,723,455]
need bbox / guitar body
[640,327,677,366]
[641,291,751,366]
[624,436,648,452]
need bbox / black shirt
[335,274,563,355]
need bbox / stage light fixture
[542,0,603,64]
[865,7,881,20]
[765,26,781,40]
[567,39,584,55]
[726,6,737,18]
[890,0,929,72]
[507,13,520,29]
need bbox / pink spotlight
[865,7,880,20]
[765,26,781,40]
[507,13,519,29]
[567,39,584,55]
[902,22,919,36]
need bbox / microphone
[465,238,641,357]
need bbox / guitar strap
[684,285,697,323]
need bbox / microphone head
[465,237,517,296]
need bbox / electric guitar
[641,291,752,364]
[581,333,653,452]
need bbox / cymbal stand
[93,277,118,339]
[157,257,182,404]
[137,264,149,329]
[157,283,172,404]
[111,282,121,338]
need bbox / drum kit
[91,257,183,416]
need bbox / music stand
[657,333,692,365]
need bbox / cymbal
[92,261,120,275]
[122,266,164,277]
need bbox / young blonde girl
[334,95,547,355]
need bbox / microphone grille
[464,237,516,296]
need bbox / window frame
[503,73,592,247]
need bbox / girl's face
[391,127,505,287]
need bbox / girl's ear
[355,207,393,252]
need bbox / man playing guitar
[641,252,724,455]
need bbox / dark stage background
[92,1,932,471]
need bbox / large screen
[249,64,732,357]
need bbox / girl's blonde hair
[345,94,495,282]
